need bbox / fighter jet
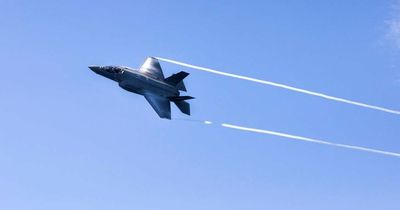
[89,57,194,119]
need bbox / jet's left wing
[143,92,171,119]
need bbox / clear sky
[1,0,400,209]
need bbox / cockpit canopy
[103,66,123,74]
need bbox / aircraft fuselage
[90,66,179,97]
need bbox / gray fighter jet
[89,57,193,119]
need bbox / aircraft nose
[88,65,101,72]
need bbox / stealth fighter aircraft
[89,57,194,119]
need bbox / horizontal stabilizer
[174,100,190,115]
[168,96,194,101]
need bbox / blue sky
[1,0,400,209]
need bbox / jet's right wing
[143,92,171,119]
[139,57,165,80]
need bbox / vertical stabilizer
[164,71,189,92]
[173,100,190,115]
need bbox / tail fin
[174,101,190,115]
[175,81,186,92]
[164,71,189,92]
[168,96,194,116]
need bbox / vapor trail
[156,57,400,115]
[218,122,400,158]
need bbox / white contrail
[156,57,400,115]
[219,122,400,158]
[173,118,400,158]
